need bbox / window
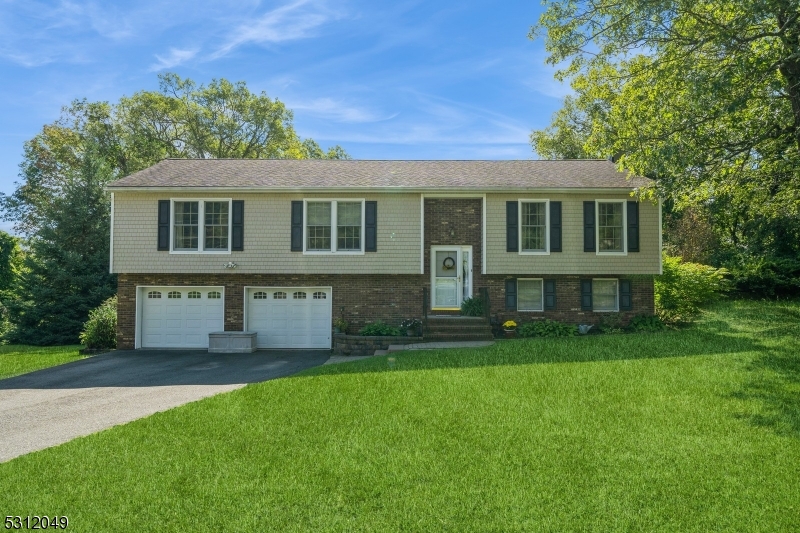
[171,199,232,253]
[597,201,625,253]
[187,291,201,299]
[147,291,161,299]
[293,291,307,299]
[207,291,221,299]
[168,291,182,299]
[304,200,365,253]
[593,279,619,311]
[517,279,544,311]
[518,200,549,254]
[253,291,268,300]
[313,291,327,300]
[273,291,287,299]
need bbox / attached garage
[139,286,224,348]
[246,287,332,349]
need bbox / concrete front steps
[423,315,494,342]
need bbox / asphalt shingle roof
[107,159,650,190]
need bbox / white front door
[431,246,473,309]
[140,286,225,348]
[246,287,332,349]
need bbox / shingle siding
[485,194,660,275]
[112,192,421,274]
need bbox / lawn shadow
[732,344,800,438]
[302,329,764,378]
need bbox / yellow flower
[502,320,517,329]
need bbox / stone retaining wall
[333,334,423,356]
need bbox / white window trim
[517,278,545,312]
[592,278,619,312]
[595,199,627,256]
[518,199,550,255]
[170,198,232,254]
[302,199,366,255]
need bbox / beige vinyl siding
[112,192,421,274]
[485,194,660,275]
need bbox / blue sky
[0,0,569,223]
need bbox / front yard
[0,345,85,380]
[1,299,799,531]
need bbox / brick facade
[117,273,425,350]
[480,275,655,328]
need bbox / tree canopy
[530,0,800,276]
[0,73,349,343]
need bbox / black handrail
[422,286,428,337]
[480,287,490,320]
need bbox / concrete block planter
[208,331,257,353]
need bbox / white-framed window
[519,199,549,254]
[171,199,232,254]
[596,200,626,255]
[593,279,619,312]
[518,278,544,312]
[303,199,365,254]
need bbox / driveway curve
[0,349,329,462]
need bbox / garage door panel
[141,286,224,348]
[248,287,331,349]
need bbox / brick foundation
[117,272,654,350]
[117,273,426,350]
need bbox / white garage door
[246,287,332,349]
[141,287,224,348]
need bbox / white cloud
[149,48,199,71]
[289,97,397,123]
[210,0,335,59]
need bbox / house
[107,159,661,350]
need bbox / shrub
[79,296,117,349]
[517,319,577,338]
[655,254,729,324]
[628,314,667,333]
[399,318,421,332]
[597,313,625,334]
[359,321,401,336]
[460,297,484,317]
[727,256,800,297]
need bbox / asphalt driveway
[0,349,330,463]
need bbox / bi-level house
[107,159,661,350]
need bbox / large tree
[1,73,348,343]
[530,0,800,262]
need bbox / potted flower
[399,318,421,337]
[333,317,348,334]
[502,320,517,338]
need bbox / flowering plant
[502,320,517,330]
[400,318,421,330]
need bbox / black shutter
[581,279,593,310]
[627,201,639,252]
[231,200,244,251]
[365,201,377,252]
[620,279,632,311]
[550,201,562,252]
[157,200,170,251]
[505,278,517,310]
[544,279,556,310]
[291,201,303,252]
[506,201,518,252]
[584,201,596,252]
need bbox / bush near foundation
[79,296,117,349]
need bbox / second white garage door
[246,287,332,349]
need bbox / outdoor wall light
[223,262,238,269]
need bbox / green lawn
[2,299,799,532]
[0,345,85,379]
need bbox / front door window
[431,246,472,309]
